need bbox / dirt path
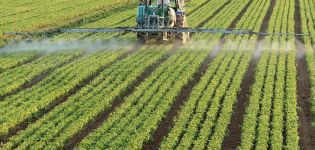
[294,0,315,149]
[296,42,315,150]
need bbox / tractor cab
[136,0,189,43]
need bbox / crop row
[76,49,208,149]
[187,0,231,28]
[95,0,227,41]
[0,51,38,72]
[185,0,252,50]
[0,0,69,18]
[204,0,270,147]
[93,0,238,48]
[1,46,168,149]
[0,50,125,139]
[60,0,212,40]
[0,40,4,48]
[0,0,137,33]
[298,0,315,42]
[174,0,265,147]
[160,0,269,149]
[0,51,81,97]
[239,0,299,149]
[192,0,251,41]
[239,45,299,150]
[55,8,137,40]
[76,0,256,149]
[299,0,315,128]
[161,50,242,150]
[55,0,231,41]
[202,0,249,29]
[238,51,272,149]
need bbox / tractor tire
[137,32,148,43]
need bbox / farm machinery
[135,0,189,43]
[2,0,309,44]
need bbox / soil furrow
[186,0,212,17]
[296,42,315,150]
[0,53,41,72]
[142,48,216,150]
[258,0,276,40]
[227,0,254,29]
[196,0,232,28]
[221,53,258,150]
[143,1,255,148]
[63,47,173,150]
[0,53,84,100]
[295,30,315,150]
[294,0,315,149]
[221,0,276,148]
[0,44,140,144]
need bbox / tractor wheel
[137,32,148,43]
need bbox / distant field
[0,0,315,149]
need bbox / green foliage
[0,51,81,97]
[300,0,315,129]
[1,49,166,149]
[0,0,311,149]
[0,0,137,33]
[239,0,299,149]
[76,50,208,149]
[0,52,37,71]
[0,50,123,138]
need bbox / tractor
[4,0,308,44]
[136,0,189,43]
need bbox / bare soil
[294,0,315,149]
[296,39,315,150]
[258,0,276,40]
[221,0,272,148]
[143,1,257,148]
[221,55,258,150]
[294,0,303,41]
[142,48,216,150]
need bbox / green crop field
[0,0,315,149]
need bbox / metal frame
[4,27,310,37]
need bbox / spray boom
[3,27,310,38]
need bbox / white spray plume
[0,38,135,53]
[254,40,265,60]
[295,38,306,59]
[0,36,306,59]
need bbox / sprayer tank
[136,5,145,25]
